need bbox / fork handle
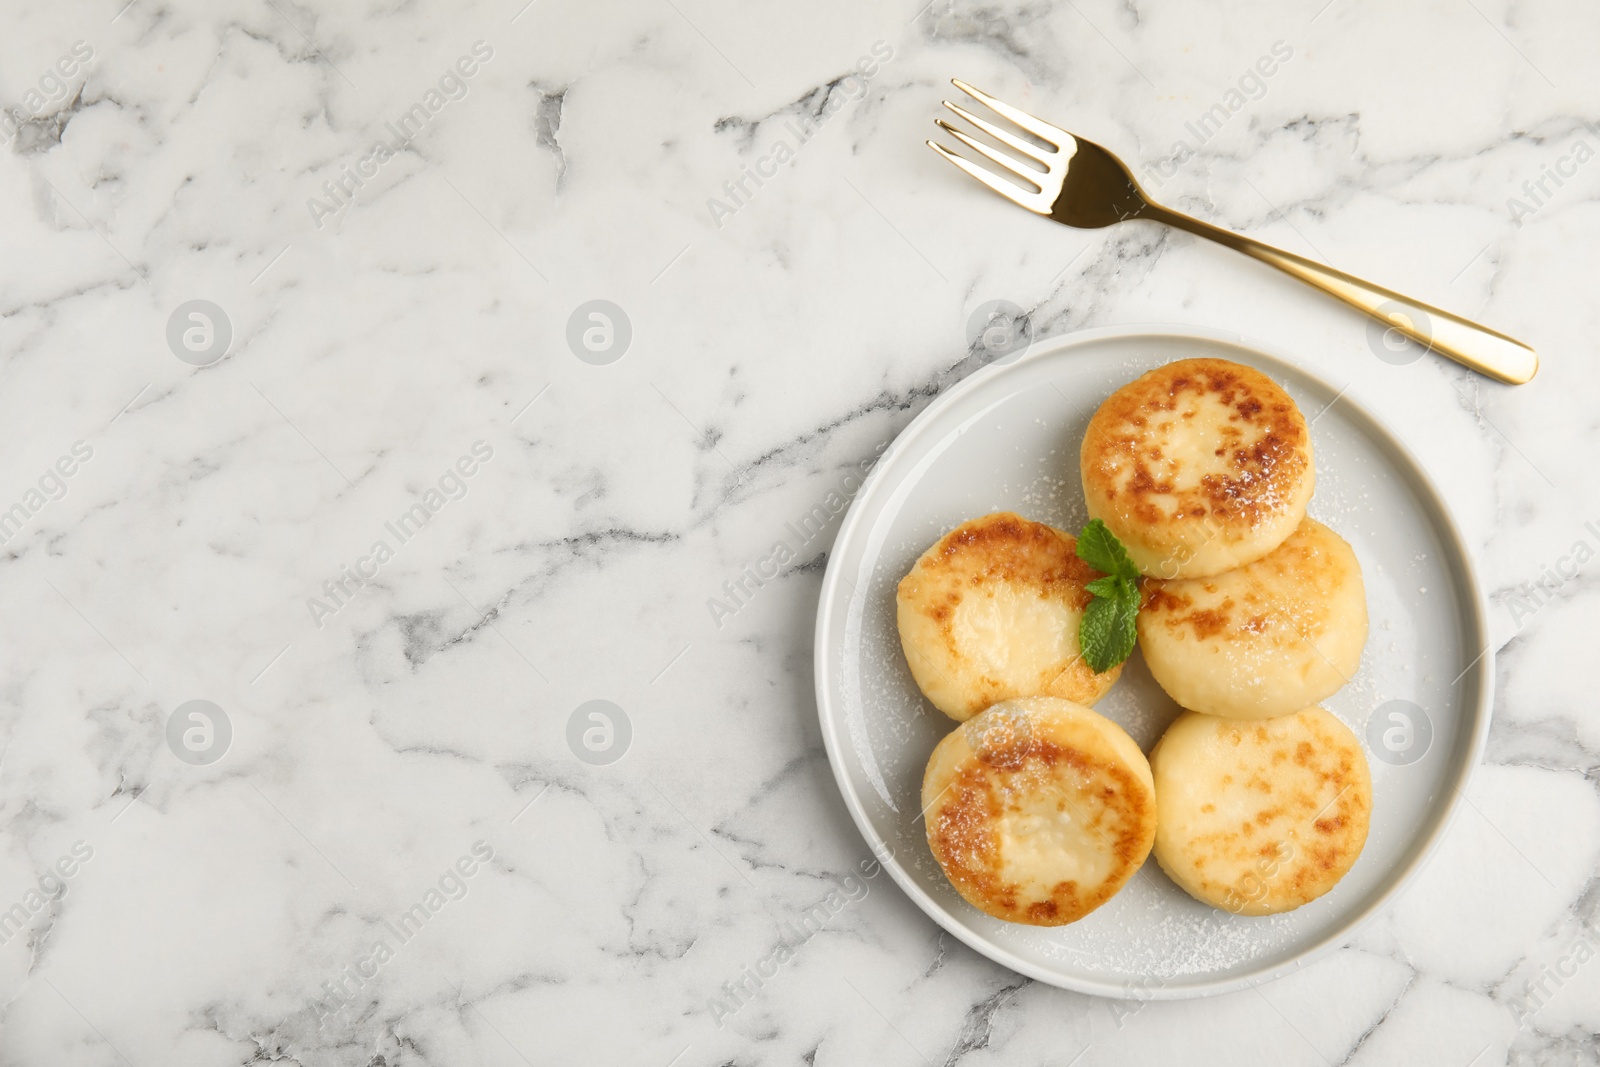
[1146,207,1538,384]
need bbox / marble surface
[0,0,1596,1064]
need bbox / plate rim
[812,321,1494,1000]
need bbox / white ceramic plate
[814,324,1492,998]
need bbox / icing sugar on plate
[815,325,1492,998]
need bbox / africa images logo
[306,442,494,629]
[311,841,496,1025]
[704,41,893,229]
[306,41,494,229]
[1140,41,1294,189]
[705,441,887,628]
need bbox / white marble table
[1,0,1595,1063]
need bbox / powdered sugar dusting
[822,335,1483,992]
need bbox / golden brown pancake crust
[929,740,1152,924]
[1150,708,1371,915]
[907,512,1097,611]
[1081,358,1312,577]
[923,699,1157,925]
[896,512,1121,720]
[1135,517,1367,720]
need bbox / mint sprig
[1076,519,1141,673]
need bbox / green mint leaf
[1084,575,1123,599]
[1079,577,1140,673]
[1076,519,1139,581]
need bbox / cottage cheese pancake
[1081,358,1313,579]
[1137,517,1367,720]
[1150,708,1371,916]
[922,697,1157,926]
[897,513,1121,723]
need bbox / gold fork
[928,79,1538,385]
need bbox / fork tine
[934,120,1045,184]
[926,139,1048,212]
[951,78,1071,146]
[941,100,1054,163]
